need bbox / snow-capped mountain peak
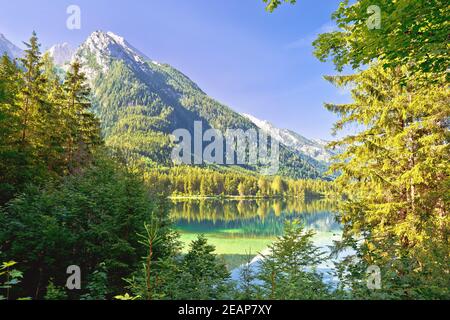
[242,113,336,163]
[73,30,161,82]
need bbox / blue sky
[0,0,352,140]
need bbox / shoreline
[168,195,314,200]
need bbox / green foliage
[80,263,108,300]
[0,261,26,300]
[179,235,232,299]
[0,54,22,203]
[0,33,101,206]
[62,59,102,174]
[313,0,449,80]
[263,0,297,12]
[257,220,330,299]
[114,293,140,300]
[0,261,22,300]
[123,222,333,301]
[134,221,164,300]
[326,65,449,299]
[44,281,68,300]
[305,0,450,300]
[234,254,258,300]
[124,234,233,300]
[0,152,167,299]
[144,165,334,198]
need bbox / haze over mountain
[0,33,23,59]
[242,113,336,163]
[47,42,75,66]
[4,31,329,179]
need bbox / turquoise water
[171,198,342,271]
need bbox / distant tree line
[144,166,335,198]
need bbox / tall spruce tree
[0,54,22,203]
[300,0,450,299]
[62,60,101,173]
[39,53,67,174]
[1,33,56,202]
[326,64,449,298]
[17,32,48,154]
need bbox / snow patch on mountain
[242,113,335,163]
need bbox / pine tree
[326,64,449,298]
[257,220,329,299]
[179,235,231,299]
[1,33,54,201]
[17,31,47,151]
[0,54,22,203]
[40,53,67,174]
[62,60,101,173]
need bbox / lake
[171,198,342,275]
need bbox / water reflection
[171,198,341,256]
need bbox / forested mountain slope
[52,31,326,178]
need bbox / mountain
[0,33,23,59]
[68,30,325,178]
[242,113,336,163]
[47,42,75,66]
[72,31,254,133]
[5,30,325,179]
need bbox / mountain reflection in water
[171,198,341,271]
